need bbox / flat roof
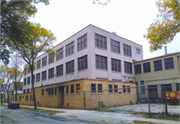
[134,51,180,64]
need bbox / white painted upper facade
[23,24,143,92]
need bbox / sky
[30,0,180,60]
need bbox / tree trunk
[15,68,17,101]
[30,65,37,110]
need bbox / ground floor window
[114,85,118,93]
[76,84,80,93]
[98,84,102,92]
[123,85,126,93]
[91,84,96,93]
[71,85,74,93]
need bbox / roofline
[35,24,142,61]
[134,51,180,64]
[90,24,142,46]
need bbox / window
[78,55,88,71]
[176,83,179,91]
[24,90,26,93]
[98,84,102,92]
[27,77,30,84]
[48,88,54,95]
[143,62,151,73]
[114,85,118,93]
[24,78,26,85]
[27,89,30,93]
[56,47,63,60]
[91,84,96,93]
[127,86,130,93]
[140,81,145,93]
[164,57,174,69]
[123,85,126,93]
[109,85,113,93]
[76,84,80,93]
[136,48,140,54]
[66,60,74,74]
[154,60,162,71]
[42,56,47,67]
[71,85,74,93]
[66,85,69,94]
[78,34,87,51]
[111,58,121,72]
[25,96,28,101]
[56,64,63,76]
[19,96,22,101]
[135,64,141,74]
[95,34,107,49]
[42,71,46,80]
[66,41,74,56]
[30,95,33,101]
[36,73,40,82]
[96,55,107,69]
[37,60,41,69]
[55,87,57,95]
[124,61,132,73]
[48,68,54,79]
[42,89,44,96]
[123,44,131,56]
[49,53,54,64]
[111,40,120,53]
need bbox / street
[0,106,96,124]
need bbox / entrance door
[59,87,64,108]
[149,85,158,103]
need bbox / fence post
[83,91,85,110]
[147,84,150,114]
[164,86,168,116]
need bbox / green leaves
[144,0,180,52]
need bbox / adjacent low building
[134,52,180,103]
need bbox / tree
[8,22,56,109]
[144,0,180,52]
[92,0,110,5]
[10,53,24,101]
[0,65,14,104]
[1,0,49,65]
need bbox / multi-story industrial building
[11,24,143,109]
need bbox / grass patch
[132,112,179,121]
[133,120,159,124]
[17,106,65,114]
[2,98,8,103]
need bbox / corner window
[78,34,87,51]
[91,84,96,93]
[78,55,88,71]
[96,55,107,70]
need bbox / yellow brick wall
[10,79,136,109]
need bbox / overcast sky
[30,0,179,59]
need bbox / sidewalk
[2,103,180,124]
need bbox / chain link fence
[83,83,180,115]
